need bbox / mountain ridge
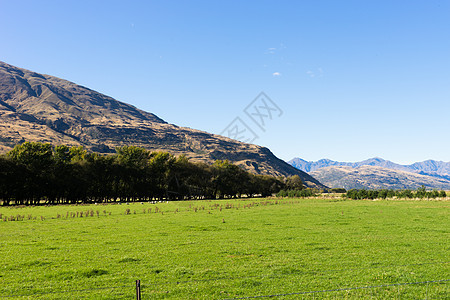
[0,61,325,189]
[289,157,450,177]
[310,165,450,190]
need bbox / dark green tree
[285,175,304,190]
[7,142,54,205]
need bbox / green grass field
[0,197,448,299]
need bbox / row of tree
[0,142,304,206]
[344,187,447,200]
[276,189,317,198]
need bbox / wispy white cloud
[265,43,287,55]
[265,47,277,55]
[307,68,324,78]
[272,72,281,77]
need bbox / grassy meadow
[0,197,448,299]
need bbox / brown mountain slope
[0,61,325,188]
[310,165,450,190]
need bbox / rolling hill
[0,61,325,188]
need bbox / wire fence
[1,261,448,299]
[1,279,448,299]
[223,279,450,299]
[0,285,130,298]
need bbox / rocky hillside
[0,61,325,188]
[310,165,450,190]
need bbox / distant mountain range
[0,61,325,188]
[289,157,450,179]
[310,165,450,190]
[289,157,450,190]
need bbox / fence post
[136,280,141,300]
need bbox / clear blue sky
[1,0,449,164]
